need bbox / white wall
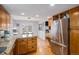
[38,17,47,40]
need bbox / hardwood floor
[28,38,54,55]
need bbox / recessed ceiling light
[21,13,24,15]
[49,4,55,6]
[35,14,39,17]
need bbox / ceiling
[3,4,79,18]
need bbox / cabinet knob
[32,46,34,48]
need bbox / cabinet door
[6,13,10,28]
[28,40,37,51]
[48,17,53,29]
[27,37,37,52]
[14,39,27,55]
[70,30,79,54]
[18,42,27,54]
[0,12,2,27]
[0,8,4,28]
[69,6,79,27]
[69,6,79,54]
[0,5,10,29]
[2,10,7,29]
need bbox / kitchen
[0,4,79,55]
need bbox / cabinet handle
[32,46,34,48]
[32,41,34,43]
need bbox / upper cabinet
[69,6,79,28]
[0,5,10,29]
[48,17,53,29]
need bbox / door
[38,23,45,40]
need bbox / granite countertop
[0,37,16,55]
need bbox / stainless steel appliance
[51,14,69,55]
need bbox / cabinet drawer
[28,41,37,45]
[17,40,27,45]
[28,40,37,47]
[32,39,37,42]
[28,43,37,47]
[28,40,37,44]
[28,40,33,44]
[27,46,37,52]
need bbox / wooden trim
[68,18,70,55]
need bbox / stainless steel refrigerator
[50,15,69,55]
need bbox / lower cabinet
[70,30,79,55]
[27,37,37,52]
[14,39,28,55]
[13,36,37,55]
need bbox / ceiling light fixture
[49,4,55,6]
[35,14,39,17]
[21,13,24,15]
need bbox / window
[22,25,33,37]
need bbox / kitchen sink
[0,47,7,54]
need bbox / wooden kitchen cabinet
[0,5,10,29]
[48,17,53,29]
[6,13,10,28]
[70,30,79,54]
[14,36,37,55]
[69,6,79,27]
[14,38,28,55]
[69,6,79,54]
[27,37,37,52]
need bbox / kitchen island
[0,36,37,55]
[14,36,37,55]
